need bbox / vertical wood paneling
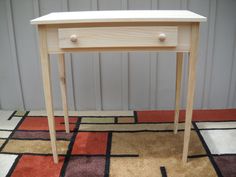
[149,52,158,109]
[180,0,188,109]
[0,0,24,109]
[128,0,152,9]
[128,0,152,109]
[100,53,123,109]
[121,52,129,109]
[202,0,217,108]
[38,0,62,110]
[188,0,211,108]
[228,30,236,107]
[149,0,158,109]
[121,0,129,110]
[156,0,181,109]
[72,53,97,110]
[208,0,236,108]
[98,0,122,10]
[37,0,75,110]
[60,0,76,110]
[91,0,103,110]
[129,52,151,109]
[11,0,43,109]
[98,0,124,110]
[0,0,236,110]
[68,0,99,110]
[93,53,102,110]
[159,0,181,9]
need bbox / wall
[0,0,236,110]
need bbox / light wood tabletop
[31,10,206,165]
[31,10,206,24]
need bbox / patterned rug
[0,109,236,177]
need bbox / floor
[0,109,236,177]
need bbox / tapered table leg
[182,23,199,164]
[58,54,70,133]
[174,52,183,134]
[38,26,58,163]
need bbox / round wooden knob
[70,34,78,42]
[158,33,166,42]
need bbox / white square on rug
[0,131,11,138]
[0,154,18,177]
[200,129,236,154]
[0,111,22,130]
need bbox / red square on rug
[137,110,183,123]
[137,109,236,123]
[11,155,64,177]
[71,132,108,155]
[18,117,78,131]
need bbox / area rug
[0,109,236,177]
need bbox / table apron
[44,23,191,53]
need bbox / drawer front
[58,26,178,48]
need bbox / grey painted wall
[0,0,236,110]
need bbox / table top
[31,10,206,25]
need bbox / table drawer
[58,26,178,48]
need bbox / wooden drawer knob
[158,33,166,42]
[70,34,78,42]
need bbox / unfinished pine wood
[32,10,206,164]
[30,10,206,25]
[174,52,183,134]
[58,54,70,133]
[38,26,58,163]
[46,23,191,53]
[58,26,178,48]
[182,23,200,164]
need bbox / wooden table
[31,10,206,164]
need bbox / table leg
[38,26,58,163]
[58,54,70,133]
[174,52,183,134]
[182,23,199,164]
